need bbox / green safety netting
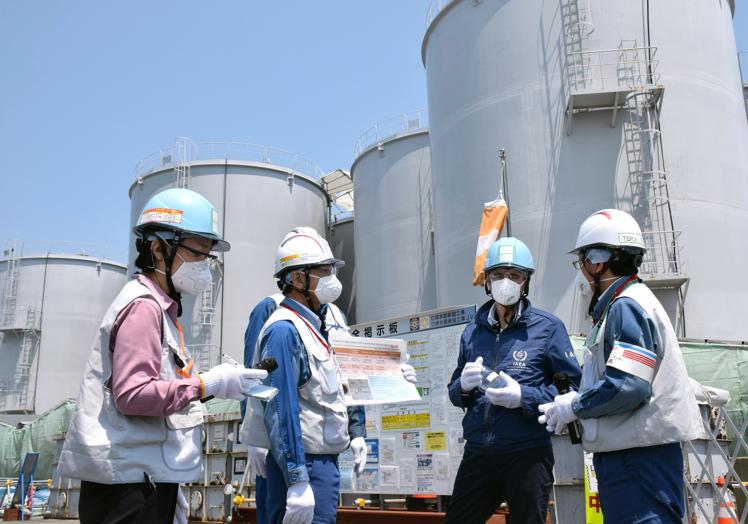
[0,399,76,480]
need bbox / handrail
[567,46,660,94]
[353,109,428,158]
[1,240,125,265]
[133,141,326,181]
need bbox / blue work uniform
[247,297,364,524]
[445,298,581,524]
[572,277,694,524]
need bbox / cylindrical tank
[351,111,437,323]
[423,0,748,340]
[0,248,127,416]
[129,142,329,367]
[329,216,356,325]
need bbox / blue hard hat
[484,237,535,274]
[134,188,230,252]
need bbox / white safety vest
[57,280,204,483]
[579,282,702,452]
[241,303,350,455]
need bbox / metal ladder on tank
[560,0,594,96]
[188,260,222,372]
[2,240,20,329]
[174,137,193,189]
[622,61,689,333]
[14,307,40,410]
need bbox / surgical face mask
[171,254,213,295]
[491,278,522,306]
[312,274,342,304]
[576,270,594,298]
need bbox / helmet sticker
[618,232,643,245]
[211,209,220,236]
[280,254,301,263]
[499,245,514,263]
[138,207,183,225]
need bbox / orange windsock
[473,198,508,286]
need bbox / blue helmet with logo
[134,188,230,252]
[484,237,535,275]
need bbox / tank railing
[0,306,41,332]
[639,230,682,278]
[566,46,659,95]
[0,240,123,263]
[134,141,326,181]
[684,404,748,523]
[353,109,428,158]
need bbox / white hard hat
[274,227,344,277]
[571,209,646,254]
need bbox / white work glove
[538,402,559,433]
[551,391,579,430]
[200,363,268,401]
[350,436,368,475]
[248,445,269,478]
[283,481,315,524]
[401,354,417,384]
[173,486,188,524]
[460,356,483,392]
[484,371,522,408]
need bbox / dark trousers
[593,443,685,524]
[265,453,340,524]
[445,446,554,524]
[79,479,178,524]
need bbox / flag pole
[499,147,511,236]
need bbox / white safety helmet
[274,227,344,277]
[571,209,646,255]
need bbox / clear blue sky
[1,1,746,263]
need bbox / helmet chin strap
[587,270,618,317]
[152,232,183,317]
[293,268,321,315]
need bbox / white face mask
[491,278,522,306]
[171,254,213,295]
[576,270,594,298]
[312,274,342,304]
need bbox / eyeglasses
[177,243,217,262]
[572,258,584,270]
[487,269,526,284]
[309,265,336,277]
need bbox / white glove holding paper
[484,371,522,408]
[400,353,417,384]
[283,481,315,524]
[248,445,269,478]
[200,363,268,401]
[460,356,483,392]
[350,436,368,475]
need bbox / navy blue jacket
[448,299,581,453]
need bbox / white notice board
[339,304,476,496]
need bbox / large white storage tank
[422,0,748,340]
[0,245,127,417]
[329,216,356,324]
[129,141,329,367]
[351,111,437,323]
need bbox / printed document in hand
[330,334,422,406]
